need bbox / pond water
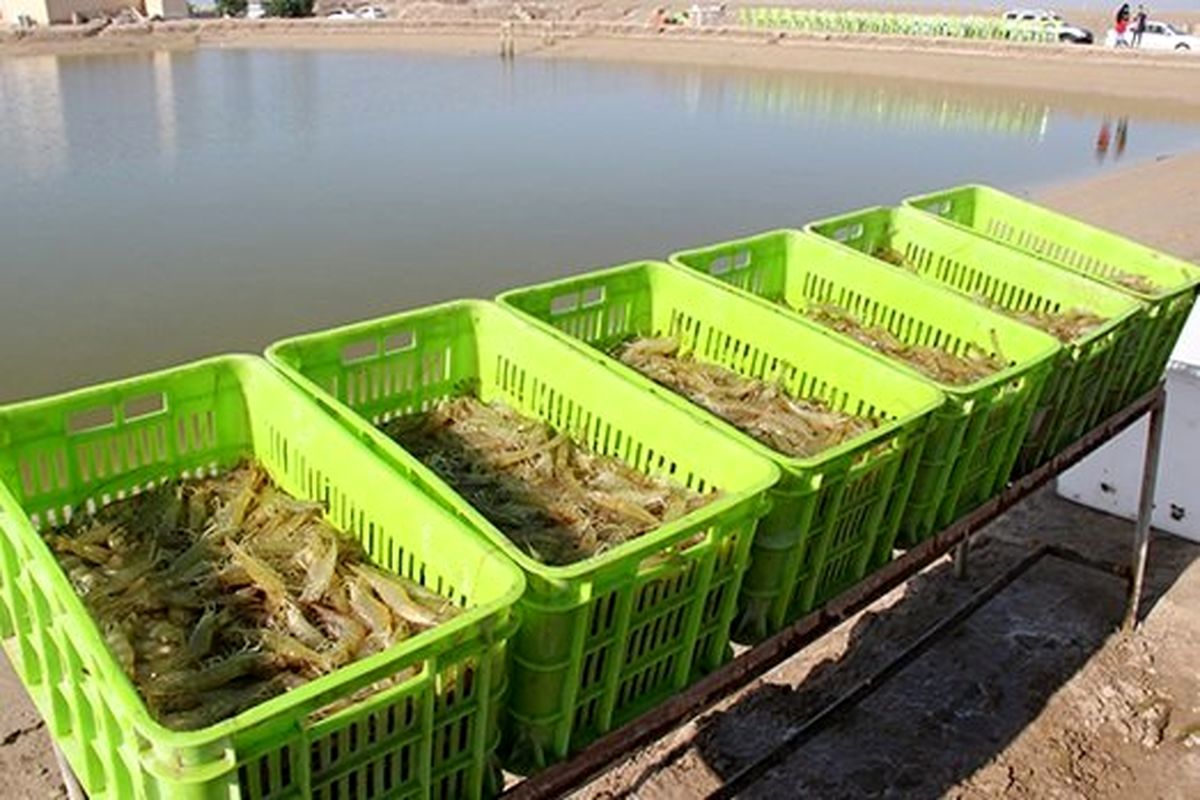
[2,48,1199,402]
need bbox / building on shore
[1,0,187,26]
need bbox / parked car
[326,8,358,19]
[1004,8,1094,44]
[356,5,385,19]
[246,2,266,18]
[1105,20,1200,51]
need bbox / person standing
[1133,5,1148,47]
[1115,3,1131,45]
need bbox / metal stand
[953,538,970,579]
[52,743,86,800]
[1124,390,1166,630]
[503,384,1166,800]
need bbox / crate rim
[885,203,1146,342]
[495,260,947,467]
[902,183,1200,301]
[0,353,527,749]
[668,229,1063,397]
[685,219,1146,349]
[266,301,783,583]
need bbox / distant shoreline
[5,18,1200,112]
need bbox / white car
[356,6,385,19]
[326,8,358,20]
[1004,8,1094,44]
[245,1,266,17]
[1106,20,1199,51]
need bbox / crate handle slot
[709,255,732,276]
[832,223,865,243]
[341,339,380,364]
[123,392,167,422]
[581,286,606,308]
[384,330,416,354]
[550,292,580,316]
[734,250,752,269]
[67,405,116,435]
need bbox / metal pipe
[501,384,1164,800]
[1124,391,1167,630]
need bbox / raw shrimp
[801,304,1005,386]
[614,336,878,456]
[1112,271,1159,294]
[994,304,1106,343]
[44,459,462,731]
[871,243,1110,343]
[382,397,713,566]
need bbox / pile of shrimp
[1111,270,1159,294]
[873,244,1110,342]
[382,397,711,566]
[613,337,877,458]
[45,460,459,731]
[384,397,711,566]
[802,303,1006,386]
[986,303,1106,343]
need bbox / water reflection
[722,72,1053,140]
[0,56,68,180]
[1096,117,1132,162]
[153,51,179,166]
[1,51,186,181]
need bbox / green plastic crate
[0,355,524,800]
[670,230,1060,545]
[804,205,1144,474]
[906,184,1200,410]
[496,262,944,634]
[265,301,779,771]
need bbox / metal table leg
[953,538,970,579]
[52,743,86,800]
[1124,390,1166,631]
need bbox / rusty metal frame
[502,383,1166,800]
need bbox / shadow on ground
[595,488,1199,799]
